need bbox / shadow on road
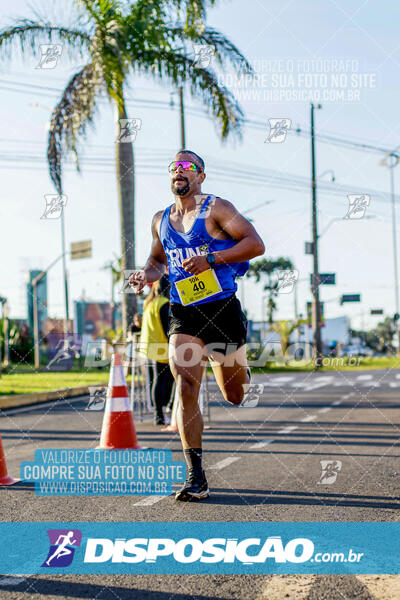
[0,576,236,600]
[200,488,400,510]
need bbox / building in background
[74,301,118,338]
[26,270,47,334]
[251,316,350,350]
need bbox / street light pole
[310,103,322,361]
[32,252,67,369]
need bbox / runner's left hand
[182,256,209,274]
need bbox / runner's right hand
[128,270,146,295]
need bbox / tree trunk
[115,98,137,340]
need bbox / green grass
[1,356,399,396]
[0,371,117,396]
[251,356,400,372]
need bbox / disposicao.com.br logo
[42,529,82,567]
[0,522,391,575]
[82,536,362,565]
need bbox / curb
[0,385,105,410]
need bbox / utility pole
[310,103,322,362]
[389,154,400,350]
[0,296,7,375]
[111,270,116,331]
[179,87,186,148]
[102,262,116,330]
[33,278,40,369]
[3,301,9,367]
[378,149,400,350]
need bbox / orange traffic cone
[161,387,179,432]
[97,353,142,449]
[0,434,18,485]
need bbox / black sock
[183,448,203,474]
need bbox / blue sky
[1,0,400,329]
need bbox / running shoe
[175,469,209,501]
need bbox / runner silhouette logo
[42,529,82,567]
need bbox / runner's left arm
[181,199,265,275]
[210,198,265,264]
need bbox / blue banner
[0,522,398,574]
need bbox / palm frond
[47,63,104,194]
[133,50,244,140]
[169,25,253,73]
[78,0,121,23]
[0,20,90,59]
[132,0,217,39]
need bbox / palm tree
[247,258,295,324]
[270,319,303,357]
[0,0,251,338]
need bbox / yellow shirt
[139,296,169,363]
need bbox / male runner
[129,150,265,501]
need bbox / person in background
[126,312,143,376]
[130,312,142,338]
[140,275,174,425]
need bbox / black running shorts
[168,294,247,355]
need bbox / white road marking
[133,495,166,506]
[249,439,274,449]
[332,400,342,406]
[395,374,400,379]
[356,575,400,600]
[294,377,333,391]
[301,415,317,422]
[278,425,298,434]
[389,382,400,388]
[130,456,244,506]
[264,376,294,387]
[257,575,316,600]
[318,407,331,414]
[0,576,26,586]
[356,374,373,381]
[210,456,241,470]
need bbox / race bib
[175,269,222,306]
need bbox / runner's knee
[177,374,200,404]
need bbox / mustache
[173,175,188,183]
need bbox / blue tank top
[159,194,249,305]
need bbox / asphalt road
[0,369,399,599]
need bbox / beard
[171,177,191,196]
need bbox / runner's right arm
[129,211,167,294]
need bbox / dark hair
[176,149,205,171]
[143,274,170,310]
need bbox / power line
[0,77,398,156]
[1,149,399,202]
